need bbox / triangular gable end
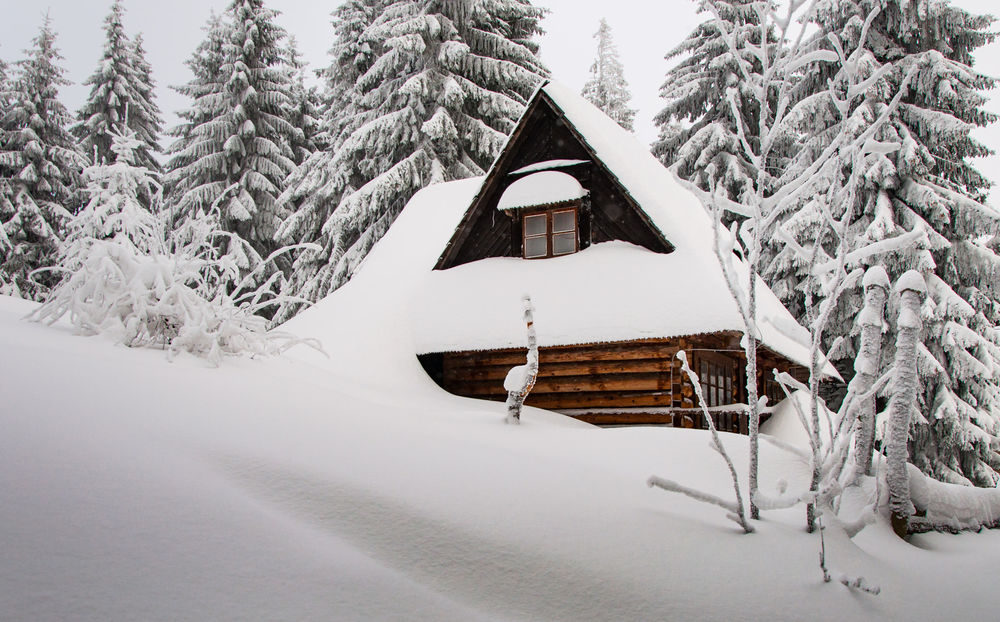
[435,84,674,270]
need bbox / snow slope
[4,291,1000,620]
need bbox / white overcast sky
[1,0,998,201]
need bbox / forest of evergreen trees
[1,0,998,492]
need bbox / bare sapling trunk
[505,294,538,424]
[648,350,754,533]
[853,267,889,475]
[887,271,926,537]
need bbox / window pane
[524,214,547,236]
[524,235,547,258]
[552,210,576,233]
[552,232,576,256]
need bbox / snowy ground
[3,294,1000,621]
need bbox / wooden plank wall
[437,333,813,429]
[443,338,686,410]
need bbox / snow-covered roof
[497,170,587,211]
[304,82,836,378]
[509,159,589,176]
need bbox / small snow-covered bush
[30,128,318,364]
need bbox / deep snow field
[3,291,1000,622]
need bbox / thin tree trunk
[854,267,889,475]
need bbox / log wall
[428,333,812,429]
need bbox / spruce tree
[767,0,1000,486]
[128,34,164,169]
[274,0,547,320]
[163,11,227,212]
[165,0,298,273]
[581,19,635,131]
[652,0,769,204]
[0,17,84,300]
[283,35,323,164]
[73,0,162,172]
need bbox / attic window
[523,207,578,259]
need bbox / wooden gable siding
[424,332,810,428]
[436,90,673,270]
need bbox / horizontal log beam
[450,372,674,396]
[443,340,682,368]
[444,357,678,382]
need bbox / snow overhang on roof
[497,171,587,211]
[508,159,589,176]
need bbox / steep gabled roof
[435,82,677,269]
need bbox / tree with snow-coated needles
[765,0,1000,488]
[34,126,318,363]
[581,19,635,132]
[73,0,163,174]
[165,0,299,285]
[0,16,84,300]
[653,0,772,205]
[272,0,548,322]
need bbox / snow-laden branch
[649,351,753,533]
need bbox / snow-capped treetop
[0,16,83,211]
[165,0,299,265]
[73,0,162,172]
[497,171,587,210]
[652,0,769,204]
[581,18,636,131]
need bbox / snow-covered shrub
[30,128,318,364]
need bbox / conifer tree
[274,0,547,320]
[0,17,84,300]
[652,0,769,204]
[767,0,1000,486]
[581,19,635,131]
[283,35,323,164]
[73,0,162,172]
[128,34,164,168]
[165,0,298,274]
[163,12,227,210]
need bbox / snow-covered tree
[766,0,1000,488]
[163,11,227,208]
[283,35,323,164]
[165,0,298,276]
[73,0,162,172]
[128,33,164,169]
[33,127,315,362]
[0,17,84,300]
[273,0,547,321]
[504,294,538,424]
[652,0,770,204]
[854,266,889,475]
[580,19,635,131]
[887,271,926,537]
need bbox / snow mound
[497,170,587,210]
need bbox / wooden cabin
[398,82,834,429]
